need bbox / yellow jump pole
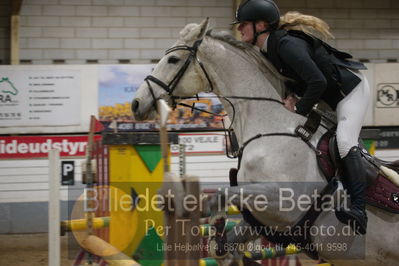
[60,217,110,235]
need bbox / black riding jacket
[263,29,366,115]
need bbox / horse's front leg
[207,181,308,259]
[207,189,229,259]
[206,186,268,261]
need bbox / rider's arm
[279,37,327,115]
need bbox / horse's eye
[168,56,180,64]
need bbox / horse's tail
[279,11,334,41]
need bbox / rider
[232,0,370,235]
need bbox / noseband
[144,39,214,110]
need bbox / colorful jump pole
[199,244,301,266]
[60,217,111,235]
[243,244,301,260]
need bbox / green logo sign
[0,77,19,96]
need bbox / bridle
[144,39,214,110]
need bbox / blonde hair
[279,11,334,40]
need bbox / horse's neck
[203,40,301,144]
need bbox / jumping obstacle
[63,128,180,265]
[61,111,304,266]
[62,133,303,265]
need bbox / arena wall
[0,0,398,64]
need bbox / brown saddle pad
[366,175,399,213]
[317,132,399,214]
[316,132,336,179]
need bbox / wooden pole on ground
[80,235,140,266]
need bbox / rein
[142,39,291,159]
[174,95,286,159]
[176,95,330,161]
[142,40,328,161]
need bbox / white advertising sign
[171,133,226,154]
[0,70,80,126]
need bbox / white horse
[132,19,399,265]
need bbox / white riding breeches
[336,71,370,158]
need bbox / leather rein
[142,39,325,160]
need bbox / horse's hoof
[209,214,228,259]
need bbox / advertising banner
[0,70,80,127]
[98,65,226,131]
[0,135,101,159]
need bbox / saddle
[317,132,399,213]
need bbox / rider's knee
[336,137,356,159]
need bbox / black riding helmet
[232,0,280,44]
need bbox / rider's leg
[336,146,368,234]
[334,71,370,235]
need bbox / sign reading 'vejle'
[171,133,225,154]
[0,70,80,126]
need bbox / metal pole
[48,149,61,266]
[179,144,186,178]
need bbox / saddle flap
[366,174,399,214]
[316,132,337,180]
[317,132,399,214]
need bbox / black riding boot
[335,146,368,235]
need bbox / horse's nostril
[131,100,139,113]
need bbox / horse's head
[132,18,212,120]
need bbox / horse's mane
[206,30,287,98]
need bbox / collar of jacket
[261,34,270,53]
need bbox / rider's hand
[283,94,299,112]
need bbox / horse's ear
[197,17,210,39]
[180,18,210,43]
